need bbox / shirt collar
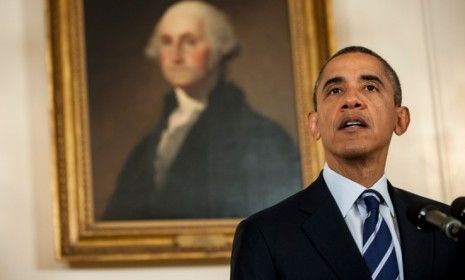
[323,163,396,218]
[174,88,207,113]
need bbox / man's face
[309,52,409,162]
[158,13,213,92]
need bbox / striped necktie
[360,190,399,280]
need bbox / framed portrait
[48,0,333,262]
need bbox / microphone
[451,197,465,223]
[407,204,465,242]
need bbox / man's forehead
[320,52,386,82]
[159,12,205,35]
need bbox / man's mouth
[338,117,368,130]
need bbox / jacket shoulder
[390,186,451,213]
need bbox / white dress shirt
[154,88,207,187]
[323,163,404,280]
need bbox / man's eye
[328,88,342,95]
[184,37,197,46]
[365,84,378,92]
[160,37,172,46]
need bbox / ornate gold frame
[47,0,333,263]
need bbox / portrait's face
[309,52,409,163]
[157,13,214,93]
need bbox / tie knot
[360,189,383,212]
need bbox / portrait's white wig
[145,1,240,66]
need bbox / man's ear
[394,106,410,136]
[308,111,321,140]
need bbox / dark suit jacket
[103,80,300,220]
[231,174,464,279]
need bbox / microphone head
[406,204,436,231]
[451,197,465,222]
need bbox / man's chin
[168,79,194,88]
[335,147,370,161]
[165,74,197,88]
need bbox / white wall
[0,0,464,279]
[332,0,465,203]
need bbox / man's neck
[181,69,220,103]
[325,155,387,188]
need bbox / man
[103,1,299,220]
[231,46,464,279]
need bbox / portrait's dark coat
[103,80,300,220]
[231,174,465,279]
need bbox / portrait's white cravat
[154,88,206,187]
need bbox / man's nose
[169,44,184,63]
[341,89,363,110]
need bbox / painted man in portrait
[103,1,300,220]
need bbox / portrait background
[86,0,298,219]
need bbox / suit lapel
[389,185,434,279]
[299,175,371,280]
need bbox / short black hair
[312,46,402,110]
